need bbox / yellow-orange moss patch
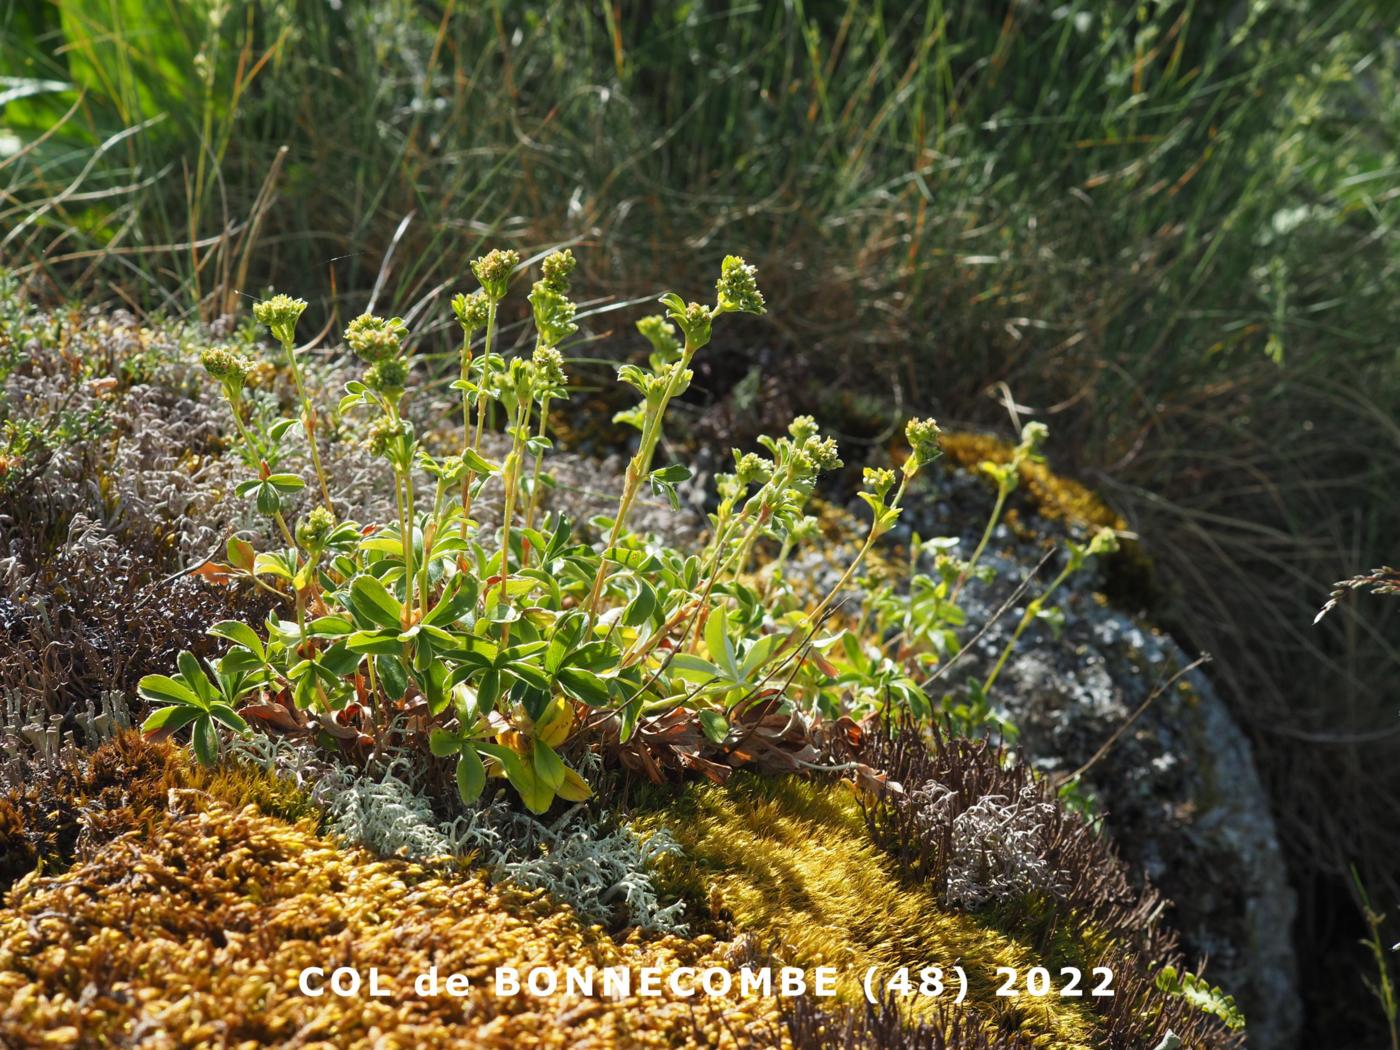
[939,432,1126,532]
[0,789,779,1049]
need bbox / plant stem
[281,335,334,512]
[461,299,498,537]
[807,474,910,628]
[951,482,1008,602]
[497,398,532,606]
[403,465,418,625]
[522,394,551,546]
[585,344,694,614]
[980,559,1075,695]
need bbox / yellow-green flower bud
[807,436,843,472]
[1088,527,1120,557]
[863,466,895,499]
[788,415,819,444]
[471,248,520,301]
[905,417,943,467]
[451,290,491,333]
[365,356,409,394]
[366,416,410,457]
[200,346,252,392]
[295,505,336,550]
[345,313,406,362]
[735,451,773,486]
[529,281,577,348]
[541,248,576,292]
[1019,420,1049,454]
[715,254,765,315]
[252,294,307,347]
[637,314,680,362]
[532,344,568,389]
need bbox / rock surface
[893,456,1300,1050]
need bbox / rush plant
[141,250,1113,812]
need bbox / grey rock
[896,461,1300,1050]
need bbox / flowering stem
[808,474,910,628]
[952,470,1016,602]
[458,327,474,539]
[585,343,694,615]
[497,398,533,607]
[981,559,1076,695]
[280,335,334,512]
[461,299,498,538]
[522,394,552,547]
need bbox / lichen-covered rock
[896,443,1300,1050]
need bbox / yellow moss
[0,790,780,1049]
[638,776,1100,1049]
[939,432,1126,532]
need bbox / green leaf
[208,620,265,660]
[456,747,487,804]
[533,738,567,792]
[484,744,553,814]
[207,704,250,733]
[650,463,692,485]
[421,660,452,716]
[191,716,218,767]
[350,574,402,629]
[254,551,295,579]
[266,473,306,491]
[306,615,354,638]
[423,574,479,626]
[475,668,502,714]
[623,580,657,627]
[703,608,740,680]
[226,536,256,572]
[178,651,217,703]
[698,709,730,745]
[256,482,281,515]
[137,673,203,709]
[557,666,611,706]
[376,655,409,700]
[141,705,201,736]
[346,629,404,655]
[507,660,550,692]
[217,649,264,676]
[461,448,500,475]
[429,728,463,757]
[319,642,362,678]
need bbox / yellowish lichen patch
[637,775,1100,1049]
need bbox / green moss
[634,775,1102,1048]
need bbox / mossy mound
[0,753,778,1048]
[640,775,1102,1049]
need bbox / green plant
[1352,868,1400,1050]
[139,250,1108,813]
[1155,965,1247,1032]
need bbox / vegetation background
[2,0,1397,1043]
